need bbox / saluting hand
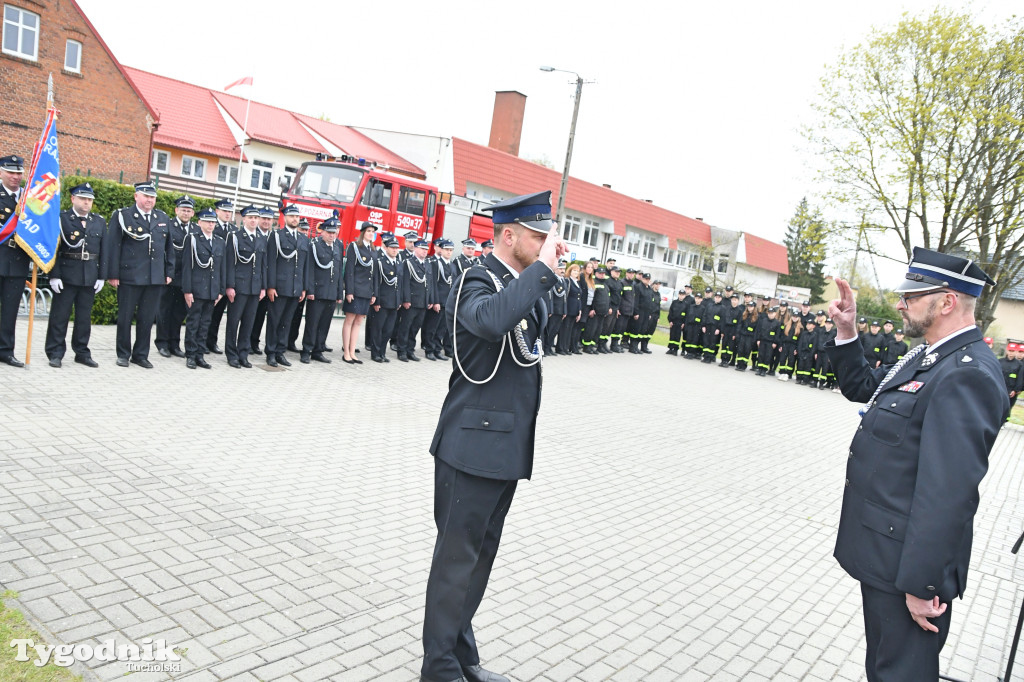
[829,278,858,339]
[538,223,568,271]
[906,594,947,633]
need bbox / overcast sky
[79,0,1019,281]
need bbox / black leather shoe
[407,353,420,362]
[116,357,129,367]
[48,357,61,368]
[75,356,98,368]
[277,354,292,367]
[312,353,332,363]
[266,355,278,367]
[228,358,241,368]
[196,357,211,369]
[420,676,466,682]
[287,344,300,353]
[300,352,311,364]
[239,358,252,368]
[208,344,223,354]
[463,665,509,682]
[186,357,197,369]
[171,348,186,358]
[373,356,384,363]
[130,358,154,369]
[398,354,408,362]
[0,355,24,367]
[250,343,261,354]
[325,346,334,352]
[425,352,438,361]
[157,347,172,358]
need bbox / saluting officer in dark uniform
[181,209,226,369]
[204,199,237,354]
[0,154,29,367]
[265,205,309,367]
[224,206,267,368]
[102,181,173,368]
[826,249,1008,682]
[422,190,566,682]
[302,217,343,364]
[45,182,105,368]
[249,205,276,353]
[396,239,431,362]
[370,237,402,362]
[423,239,455,361]
[156,195,196,358]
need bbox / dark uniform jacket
[754,316,780,342]
[686,300,705,327]
[168,218,195,284]
[668,299,686,325]
[797,327,818,361]
[101,206,173,284]
[344,242,375,299]
[433,255,554,481]
[862,331,886,366]
[566,278,582,318]
[705,300,726,331]
[881,338,909,365]
[50,210,104,285]
[453,253,475,277]
[429,257,454,306]
[642,286,660,316]
[826,328,1008,602]
[373,254,401,309]
[723,303,742,331]
[548,276,567,316]
[225,229,266,296]
[607,277,623,311]
[999,355,1022,393]
[592,278,611,314]
[0,187,30,278]
[309,237,344,301]
[679,294,695,324]
[266,228,310,297]
[181,233,226,300]
[400,256,431,308]
[618,280,636,316]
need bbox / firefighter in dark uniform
[1001,341,1023,412]
[370,237,402,362]
[264,205,309,367]
[588,266,611,353]
[181,209,226,369]
[816,317,839,389]
[301,217,343,364]
[604,266,623,352]
[204,200,238,353]
[544,260,567,355]
[720,293,742,366]
[613,269,635,353]
[156,194,196,358]
[639,275,659,354]
[825,250,1007,682]
[479,239,494,260]
[364,231,391,352]
[0,155,29,367]
[701,291,726,363]
[560,263,582,356]
[397,239,431,362]
[795,317,818,385]
[862,320,886,367]
[249,205,276,353]
[626,271,645,353]
[666,288,686,355]
[682,290,704,358]
[421,190,566,682]
[453,238,477,276]
[102,181,173,368]
[213,199,235,239]
[735,301,758,371]
[44,182,105,368]
[288,217,314,352]
[224,206,267,369]
[423,239,455,361]
[753,306,781,376]
[391,230,419,350]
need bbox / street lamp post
[540,66,587,225]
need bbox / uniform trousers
[225,293,259,363]
[397,306,426,356]
[600,311,616,343]
[205,296,228,349]
[557,315,575,354]
[0,275,24,359]
[701,327,720,358]
[266,295,300,358]
[422,458,517,682]
[756,339,775,370]
[720,330,737,362]
[735,335,755,367]
[116,284,162,361]
[391,307,404,347]
[545,314,564,350]
[778,344,797,375]
[370,307,398,358]
[861,583,951,682]
[155,285,187,352]
[289,298,306,349]
[421,308,445,355]
[44,284,95,360]
[302,299,335,354]
[613,313,629,342]
[667,322,683,350]
[184,298,215,359]
[582,313,601,347]
[250,295,269,352]
[625,314,643,346]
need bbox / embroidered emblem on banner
[897,381,924,393]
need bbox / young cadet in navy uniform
[44,182,105,368]
[370,237,402,362]
[301,217,343,364]
[453,238,477,276]
[604,266,623,352]
[588,266,611,353]
[753,305,781,376]
[265,205,309,367]
[613,269,635,353]
[682,290,704,358]
[0,155,28,367]
[1001,341,1023,412]
[701,291,726,363]
[423,239,455,361]
[224,206,266,368]
[862,320,886,367]
[102,181,173,368]
[181,209,226,369]
[666,288,686,355]
[156,195,196,358]
[422,190,567,682]
[396,239,431,362]
[720,293,742,366]
[825,249,1008,682]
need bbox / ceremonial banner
[14,108,61,272]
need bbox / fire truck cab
[280,158,443,248]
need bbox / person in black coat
[264,207,310,367]
[559,263,582,356]
[544,260,567,355]
[862,320,886,367]
[795,318,818,385]
[204,200,242,354]
[249,211,275,354]
[396,239,432,362]
[224,207,267,369]
[719,294,742,366]
[422,190,567,682]
[614,269,637,353]
[701,291,726,363]
[181,210,226,369]
[423,240,455,361]
[815,318,838,389]
[302,218,344,364]
[155,194,196,358]
[1000,341,1023,411]
[44,182,105,368]
[825,250,1008,682]
[603,267,623,352]
[102,181,173,368]
[682,291,705,358]
[666,289,686,355]
[734,303,757,371]
[370,237,402,362]
[0,155,29,367]
[776,312,801,381]
[881,328,909,366]
[753,306,781,376]
[342,221,376,363]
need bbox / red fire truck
[279,157,445,249]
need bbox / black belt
[61,251,93,261]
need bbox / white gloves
[49,278,63,294]
[93,280,104,294]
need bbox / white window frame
[582,219,600,248]
[687,252,701,270]
[675,251,684,267]
[642,236,656,260]
[609,235,623,253]
[717,253,730,274]
[562,214,581,243]
[217,162,238,185]
[250,159,273,191]
[626,231,641,257]
[662,248,675,264]
[180,155,206,180]
[64,39,81,73]
[151,150,169,173]
[2,5,39,61]
[282,165,298,189]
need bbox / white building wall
[352,127,453,191]
[734,264,779,296]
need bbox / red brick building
[0,0,156,181]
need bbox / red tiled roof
[125,68,241,159]
[452,137,712,246]
[212,92,325,154]
[292,115,424,178]
[743,233,789,275]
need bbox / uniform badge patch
[520,319,528,330]
[897,381,924,393]
[961,354,972,362]
[921,352,938,367]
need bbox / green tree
[808,9,1024,332]
[778,198,828,302]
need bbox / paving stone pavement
[1,321,1022,682]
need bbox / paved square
[1,321,1022,681]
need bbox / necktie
[861,342,929,414]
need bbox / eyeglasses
[898,290,954,306]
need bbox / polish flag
[224,76,253,91]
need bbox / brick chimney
[488,91,527,156]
